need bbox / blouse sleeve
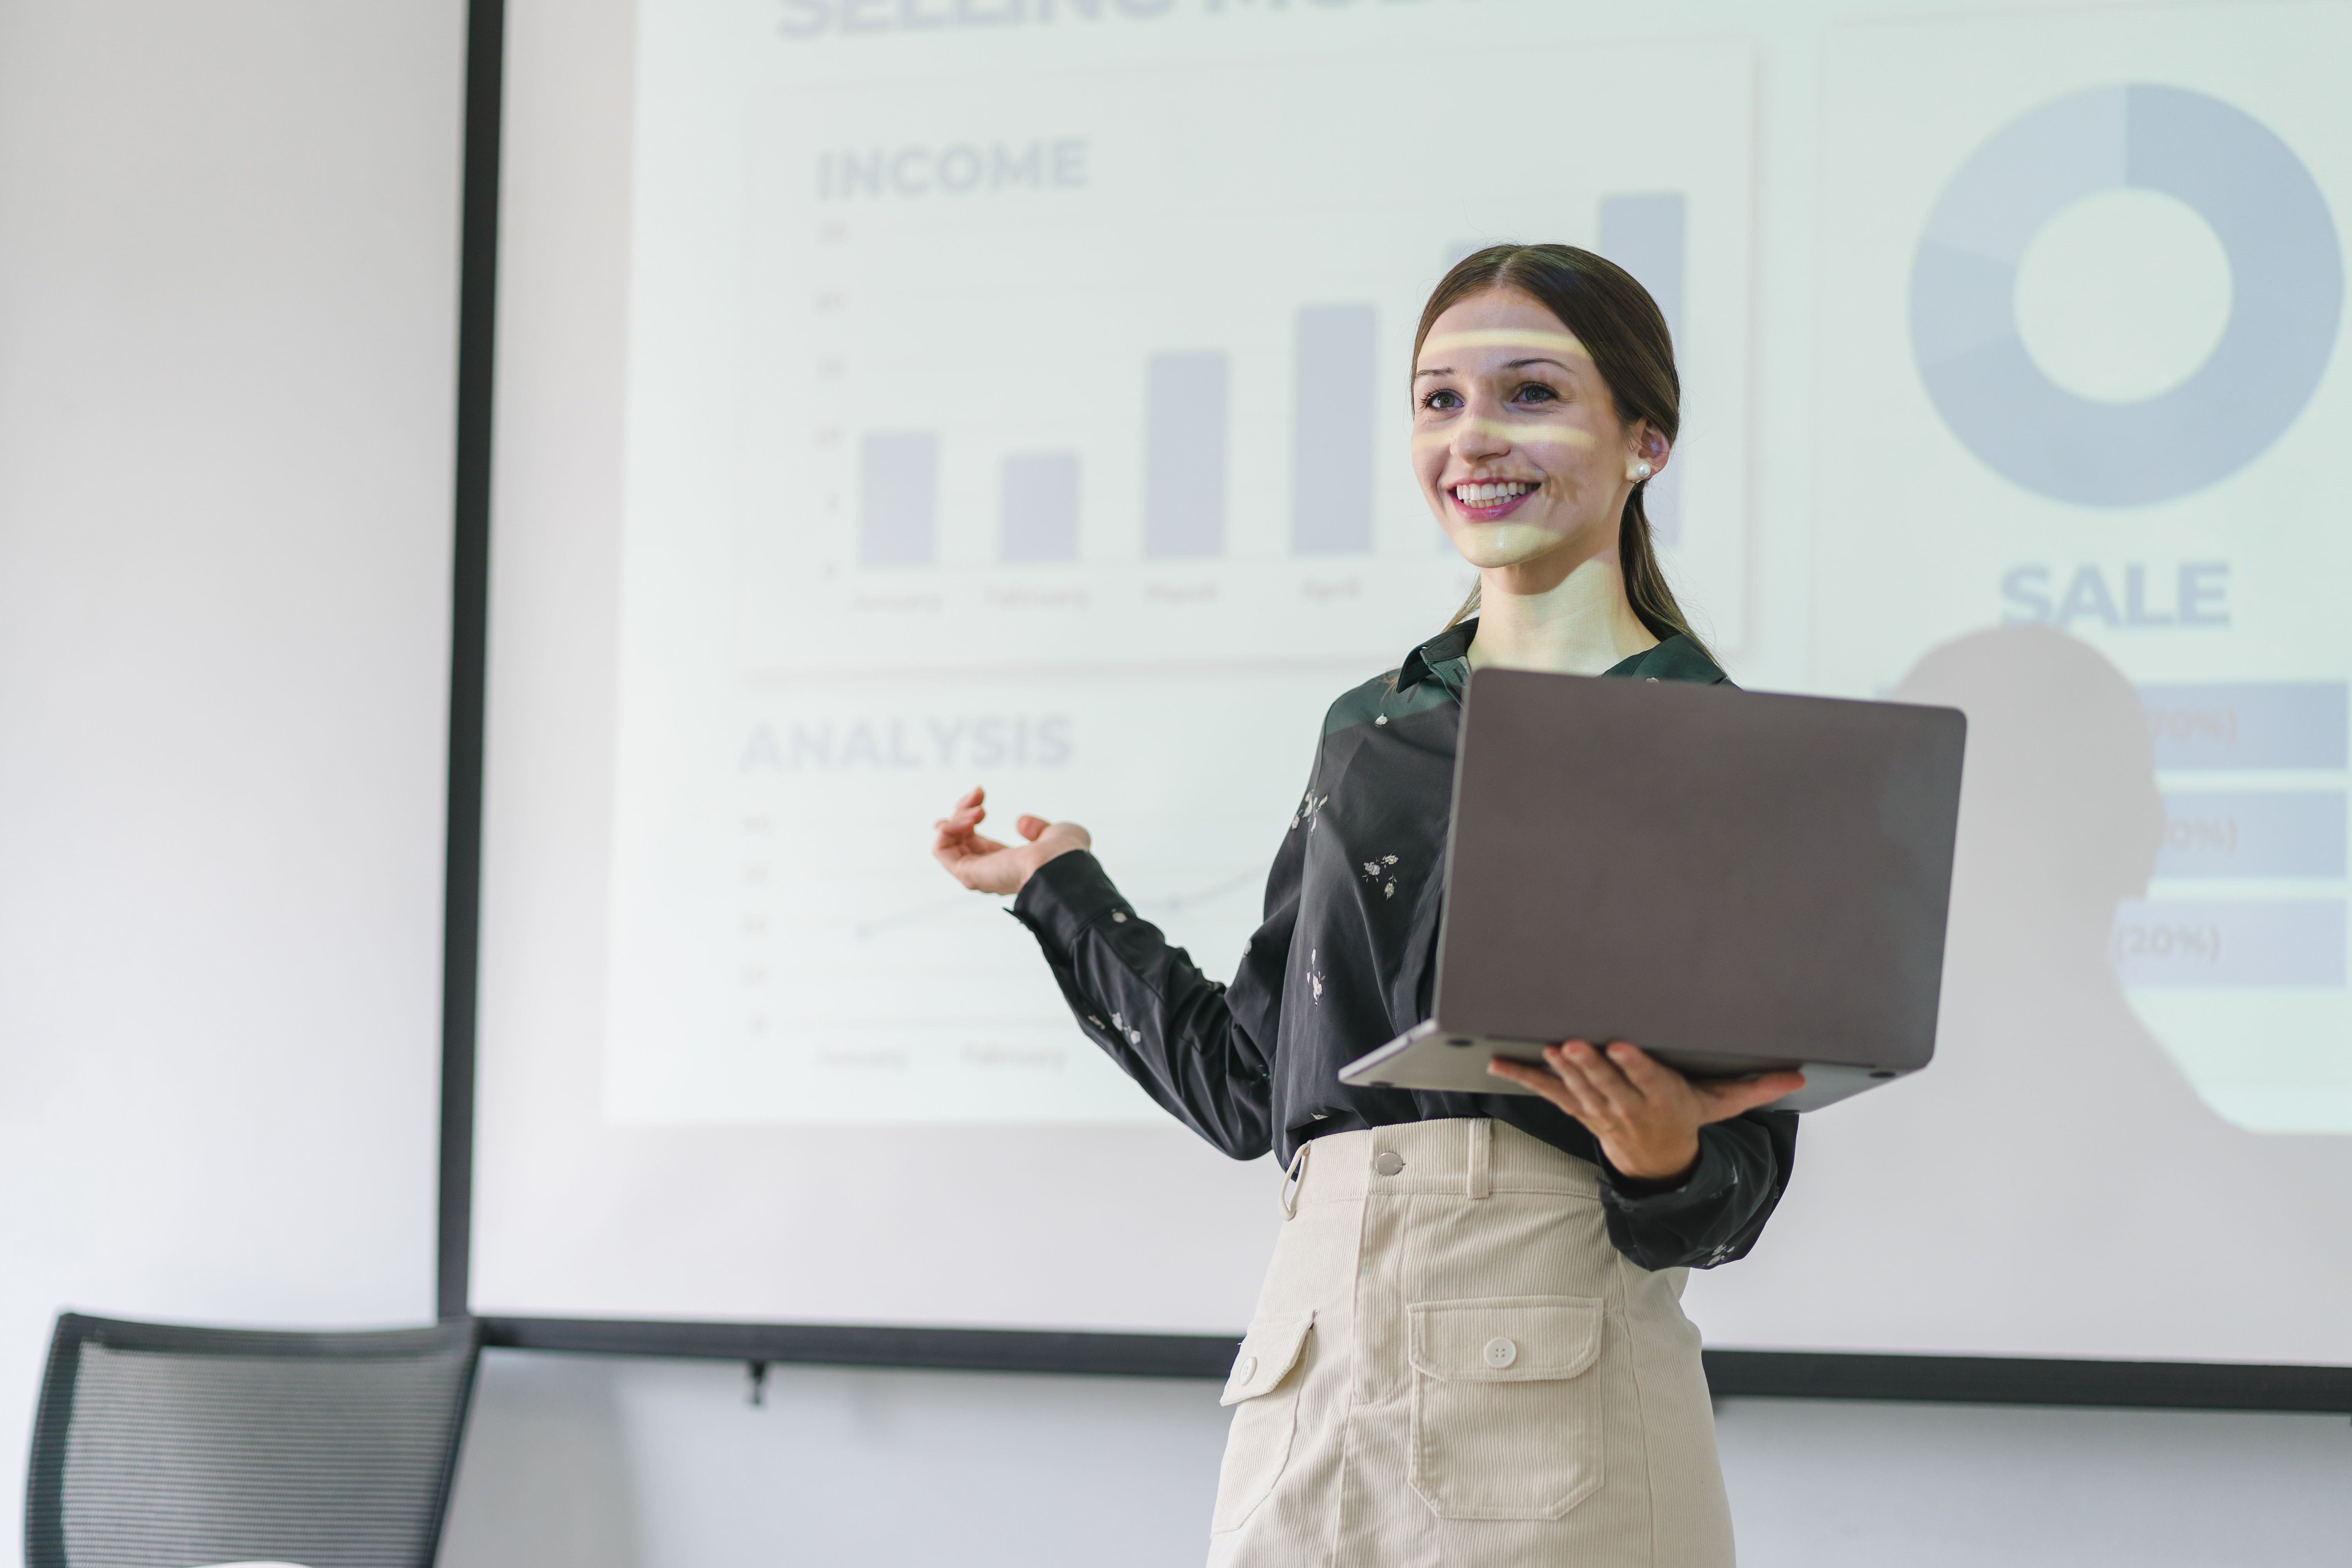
[1007,751,1315,1161]
[1597,1109,1799,1270]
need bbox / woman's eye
[1512,382,1559,404]
[1421,389,1463,412]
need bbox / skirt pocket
[1210,1309,1315,1533]
[1406,1294,1607,1521]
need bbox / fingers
[1603,1041,1682,1098]
[1550,1041,1651,1123]
[931,834,971,878]
[1505,1045,1617,1127]
[931,826,1009,869]
[935,792,1060,853]
[933,787,991,847]
[1694,1071,1807,1122]
[1485,1056,1586,1121]
[937,786,985,826]
[932,787,1046,895]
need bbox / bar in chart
[1599,193,1687,545]
[999,452,1080,563]
[2154,791,2348,879]
[859,431,938,566]
[2121,683,2350,995]
[2140,682,2350,769]
[1143,352,1228,559]
[2111,900,2347,988]
[1291,305,1376,555]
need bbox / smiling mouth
[1450,479,1537,518]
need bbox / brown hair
[1416,243,1707,659]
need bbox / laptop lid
[1432,668,1966,1074]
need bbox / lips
[1449,478,1536,521]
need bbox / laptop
[1337,667,1967,1113]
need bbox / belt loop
[1280,1141,1312,1220]
[1467,1119,1492,1200]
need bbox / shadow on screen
[1891,624,2350,1136]
[1721,624,2352,1357]
[1893,624,2180,1097]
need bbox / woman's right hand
[931,785,1091,897]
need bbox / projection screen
[472,0,2352,1370]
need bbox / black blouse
[1011,619,1798,1271]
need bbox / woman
[931,245,1804,1566]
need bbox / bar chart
[841,252,1691,574]
[734,46,1757,681]
[849,205,1693,572]
[855,305,1399,570]
[2119,682,2352,1129]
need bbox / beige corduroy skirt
[1206,1118,1735,1567]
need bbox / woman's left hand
[1486,1041,1805,1184]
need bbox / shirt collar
[1394,618,1726,693]
[1395,619,1479,693]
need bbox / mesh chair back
[25,1313,482,1568]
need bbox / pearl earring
[1628,460,1653,482]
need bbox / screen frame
[437,0,2352,1416]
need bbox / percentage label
[2112,898,2345,989]
[2112,920,2223,965]
[2162,812,2241,857]
[2147,706,2241,747]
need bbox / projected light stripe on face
[1412,421,1596,450]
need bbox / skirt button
[1373,1151,1405,1177]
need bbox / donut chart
[1911,84,2343,507]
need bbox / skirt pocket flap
[1221,1310,1316,1406]
[1407,1295,1603,1383]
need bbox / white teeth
[1455,481,1529,504]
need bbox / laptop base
[1338,1020,1908,1114]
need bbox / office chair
[24,1312,481,1568]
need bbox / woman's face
[1412,287,1664,574]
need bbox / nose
[1452,400,1512,464]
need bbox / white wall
[436,1354,2352,1567]
[3,5,2347,1567]
[1717,1397,2352,1568]
[0,0,465,1550]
